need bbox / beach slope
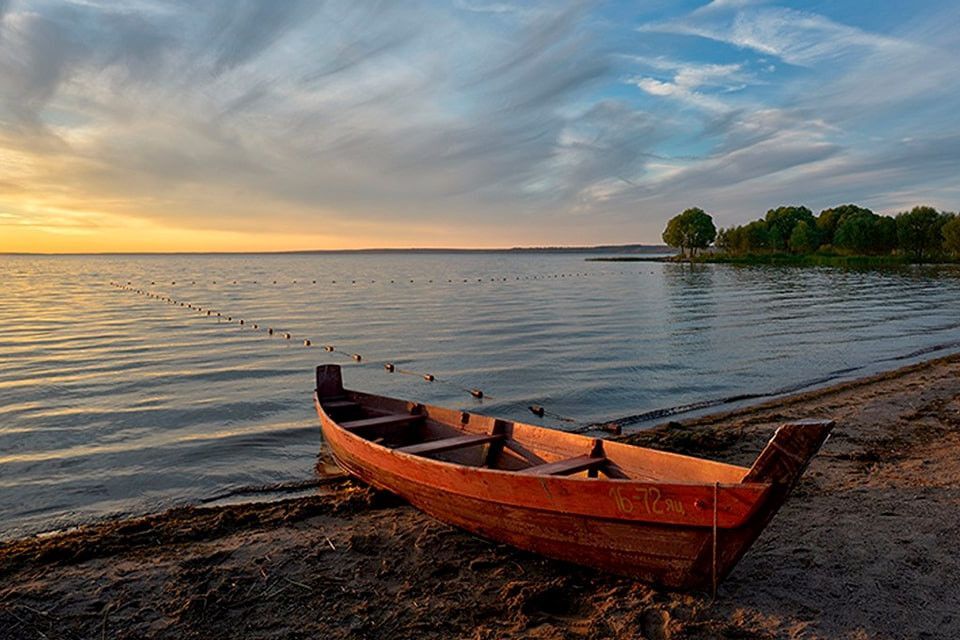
[2,355,960,639]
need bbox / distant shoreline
[593,253,960,267]
[585,255,673,262]
[0,244,674,257]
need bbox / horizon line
[0,243,673,256]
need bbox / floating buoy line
[109,280,630,433]
[110,281,492,401]
[113,269,880,437]
[133,268,660,290]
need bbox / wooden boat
[314,365,832,590]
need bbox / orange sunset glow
[2,0,958,253]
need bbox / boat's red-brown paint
[314,365,832,590]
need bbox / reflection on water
[1,254,959,538]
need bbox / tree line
[663,205,960,261]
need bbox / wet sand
[2,354,960,639]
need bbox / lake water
[2,253,960,540]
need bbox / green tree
[896,206,945,261]
[834,211,881,254]
[767,226,785,252]
[743,220,769,252]
[816,204,873,246]
[788,220,816,254]
[874,216,898,254]
[943,214,960,257]
[765,206,816,252]
[715,227,734,253]
[662,207,717,257]
[816,208,842,246]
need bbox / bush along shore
[655,204,960,265]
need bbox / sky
[1,0,958,252]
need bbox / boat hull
[314,365,832,590]
[327,431,718,588]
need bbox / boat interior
[319,388,750,485]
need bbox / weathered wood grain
[314,364,832,590]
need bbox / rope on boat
[712,482,719,601]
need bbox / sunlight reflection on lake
[1,253,959,538]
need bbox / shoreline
[591,254,960,267]
[3,353,960,638]
[1,245,674,257]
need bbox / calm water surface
[2,253,960,539]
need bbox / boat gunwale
[315,392,767,491]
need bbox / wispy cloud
[640,3,911,67]
[0,0,958,250]
[627,59,748,112]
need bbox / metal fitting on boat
[384,363,395,372]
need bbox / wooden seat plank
[398,434,503,456]
[523,455,607,476]
[323,399,359,410]
[341,414,423,431]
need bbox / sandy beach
[2,353,959,639]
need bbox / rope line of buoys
[120,269,663,290]
[109,281,495,403]
[381,362,486,399]
[527,404,576,424]
[108,281,640,430]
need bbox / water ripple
[1,255,959,539]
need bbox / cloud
[454,1,527,15]
[0,0,641,242]
[0,11,76,124]
[628,61,746,112]
[640,3,910,67]
[206,0,314,75]
[0,0,958,249]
